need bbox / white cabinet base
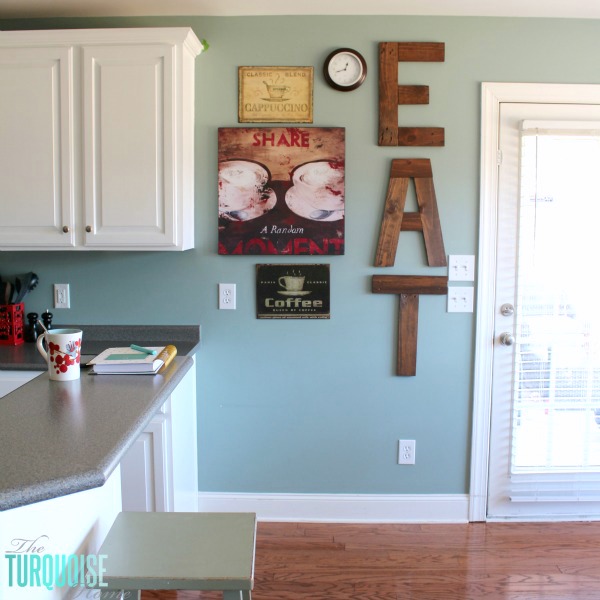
[0,467,122,600]
[120,357,198,512]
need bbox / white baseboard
[197,492,470,523]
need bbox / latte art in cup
[219,160,269,210]
[290,160,345,211]
[218,159,277,221]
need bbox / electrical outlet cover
[218,283,237,310]
[398,439,416,465]
[53,283,70,309]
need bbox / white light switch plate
[447,286,474,313]
[448,255,475,281]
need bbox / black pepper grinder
[41,309,53,331]
[25,312,39,342]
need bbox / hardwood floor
[141,520,600,600]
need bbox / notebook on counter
[88,345,177,374]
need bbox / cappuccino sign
[256,264,330,319]
[238,66,313,123]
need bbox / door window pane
[513,125,600,473]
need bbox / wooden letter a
[375,159,446,268]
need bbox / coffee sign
[256,264,330,319]
[238,66,313,123]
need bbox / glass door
[487,101,600,519]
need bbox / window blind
[508,120,600,502]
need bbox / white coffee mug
[36,328,83,381]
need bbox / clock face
[324,48,367,91]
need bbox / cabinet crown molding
[0,27,204,55]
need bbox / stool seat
[97,512,256,599]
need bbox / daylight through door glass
[512,122,600,477]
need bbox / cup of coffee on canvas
[265,83,290,99]
[278,275,305,292]
[36,328,82,381]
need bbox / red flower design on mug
[49,340,80,374]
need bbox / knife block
[0,303,25,346]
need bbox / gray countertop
[0,324,200,370]
[0,325,200,512]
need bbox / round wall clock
[323,48,367,92]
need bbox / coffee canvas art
[218,127,345,255]
[256,264,330,319]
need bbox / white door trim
[469,82,600,522]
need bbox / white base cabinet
[120,357,198,512]
[0,28,202,251]
[0,466,122,600]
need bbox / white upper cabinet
[0,28,202,251]
[0,46,76,247]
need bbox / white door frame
[469,82,600,522]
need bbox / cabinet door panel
[83,44,176,248]
[0,47,75,247]
[120,414,170,512]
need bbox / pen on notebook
[130,344,157,355]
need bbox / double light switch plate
[448,255,475,312]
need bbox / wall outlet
[447,286,474,313]
[448,255,475,281]
[398,439,416,465]
[53,283,70,309]
[218,283,236,310]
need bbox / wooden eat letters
[372,275,448,376]
[375,159,446,268]
[374,41,448,376]
[378,42,445,147]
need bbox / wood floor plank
[257,549,405,569]
[257,538,345,551]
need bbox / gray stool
[97,512,256,600]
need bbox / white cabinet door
[0,28,201,251]
[82,43,178,249]
[120,414,170,512]
[0,46,76,248]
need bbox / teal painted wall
[2,15,600,494]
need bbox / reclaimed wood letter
[375,159,446,268]
[372,275,448,376]
[378,42,445,147]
